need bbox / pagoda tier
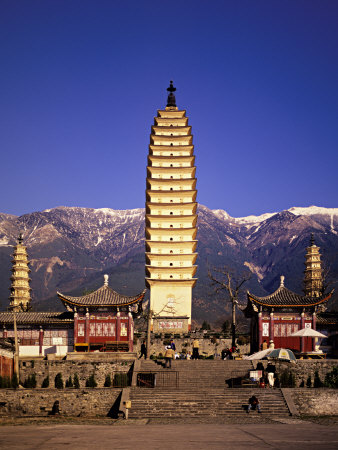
[9,235,32,312]
[145,82,198,330]
[304,235,323,297]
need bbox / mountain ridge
[0,204,337,323]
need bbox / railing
[113,370,179,388]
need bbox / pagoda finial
[310,233,315,246]
[166,80,177,107]
[280,275,285,287]
[18,233,23,244]
[104,274,109,286]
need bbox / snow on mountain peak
[288,206,338,216]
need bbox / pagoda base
[152,316,189,334]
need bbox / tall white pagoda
[9,234,32,312]
[145,81,197,333]
[304,234,323,297]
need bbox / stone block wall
[0,388,121,417]
[289,388,338,416]
[19,360,133,389]
[135,337,249,358]
[252,360,338,387]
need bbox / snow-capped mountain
[0,204,337,322]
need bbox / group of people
[256,361,276,388]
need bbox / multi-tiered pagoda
[304,234,323,297]
[9,234,32,312]
[145,82,197,333]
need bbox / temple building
[244,237,333,353]
[145,81,197,333]
[0,237,145,357]
[9,234,32,312]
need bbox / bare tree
[208,265,251,348]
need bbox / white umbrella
[290,328,327,338]
[243,348,271,360]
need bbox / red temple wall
[0,355,13,378]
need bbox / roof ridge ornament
[166,80,177,107]
[310,233,315,246]
[280,275,285,287]
[104,274,109,286]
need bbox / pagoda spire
[303,234,323,297]
[9,234,32,312]
[166,80,177,108]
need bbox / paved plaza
[0,421,337,449]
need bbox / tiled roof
[0,312,73,325]
[247,286,333,308]
[57,285,146,307]
[317,312,338,326]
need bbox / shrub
[11,373,19,389]
[86,374,97,388]
[306,375,312,388]
[113,373,128,387]
[324,367,338,388]
[314,370,324,388]
[24,373,37,389]
[55,373,64,389]
[280,370,290,388]
[0,375,11,388]
[104,374,112,387]
[41,376,49,388]
[73,373,80,389]
[65,375,73,388]
[288,372,296,388]
[299,379,305,388]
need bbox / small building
[57,275,146,353]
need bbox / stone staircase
[128,360,290,419]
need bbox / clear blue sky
[1,0,337,218]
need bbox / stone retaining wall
[19,360,133,389]
[0,388,121,417]
[253,360,338,387]
[288,388,338,416]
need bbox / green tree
[73,373,80,389]
[104,374,112,387]
[41,376,49,388]
[65,375,73,388]
[201,321,211,331]
[55,373,64,389]
[86,374,97,388]
[306,375,312,388]
[324,367,338,388]
[11,373,19,389]
[314,371,323,388]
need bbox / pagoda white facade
[304,234,323,297]
[145,82,197,332]
[9,234,32,312]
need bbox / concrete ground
[0,420,337,449]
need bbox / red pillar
[85,309,90,348]
[312,312,317,351]
[128,309,133,352]
[300,311,305,353]
[269,312,274,345]
[116,308,121,344]
[39,327,44,356]
[3,327,7,339]
[258,312,263,350]
[73,310,78,346]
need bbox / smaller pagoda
[9,234,32,312]
[57,275,146,352]
[304,234,323,297]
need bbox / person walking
[164,346,175,368]
[170,339,176,351]
[266,363,276,387]
[192,338,199,360]
[139,340,147,359]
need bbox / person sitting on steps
[247,395,261,413]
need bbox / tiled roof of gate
[0,312,73,324]
[247,286,333,308]
[57,285,146,308]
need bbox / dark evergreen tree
[55,373,64,389]
[41,376,49,388]
[11,373,19,389]
[86,374,97,388]
[73,373,80,389]
[104,374,112,387]
[306,375,312,388]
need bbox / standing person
[164,346,175,368]
[139,340,147,359]
[247,395,261,413]
[262,340,268,350]
[266,363,276,387]
[192,338,199,360]
[170,339,176,351]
